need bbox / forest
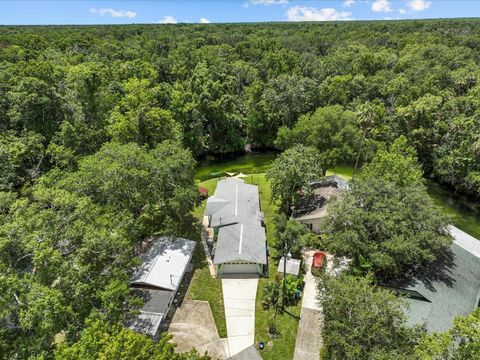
[0,18,479,359]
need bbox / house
[384,225,480,333]
[204,177,267,275]
[292,175,349,233]
[128,236,196,338]
[277,256,302,277]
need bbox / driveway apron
[221,277,259,357]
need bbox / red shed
[312,251,327,270]
[198,187,209,199]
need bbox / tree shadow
[387,248,457,293]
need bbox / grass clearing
[186,155,480,358]
[246,173,302,360]
[185,245,227,338]
[195,153,277,181]
[185,177,227,337]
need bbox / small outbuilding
[277,257,302,277]
[128,237,196,339]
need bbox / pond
[195,153,480,239]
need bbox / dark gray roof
[292,195,327,219]
[128,288,173,336]
[310,175,350,190]
[277,257,302,276]
[205,178,262,228]
[228,345,262,360]
[213,223,267,265]
[386,227,480,333]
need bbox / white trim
[234,185,238,217]
[239,224,243,255]
[450,225,480,259]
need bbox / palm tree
[353,102,377,178]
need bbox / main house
[204,177,267,275]
[128,236,196,339]
[385,225,480,333]
[292,175,349,233]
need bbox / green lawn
[185,245,227,338]
[195,153,277,181]
[187,156,480,358]
[427,182,480,239]
[327,164,355,180]
[185,177,227,338]
[246,174,302,360]
[189,173,301,357]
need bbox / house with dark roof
[292,175,349,233]
[384,225,480,333]
[204,177,267,275]
[128,236,195,339]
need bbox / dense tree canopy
[0,20,479,197]
[360,135,425,187]
[275,105,360,169]
[323,177,452,279]
[320,275,418,360]
[323,137,452,279]
[413,308,480,360]
[54,317,209,360]
[1,19,480,359]
[267,145,324,214]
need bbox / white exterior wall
[217,262,261,275]
[299,218,322,234]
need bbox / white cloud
[371,0,392,13]
[158,16,177,24]
[250,0,288,5]
[407,0,431,11]
[286,6,352,21]
[199,17,211,24]
[398,8,406,14]
[343,0,355,8]
[90,7,136,18]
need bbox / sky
[0,0,478,25]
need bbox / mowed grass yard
[185,177,228,338]
[187,167,352,357]
[246,174,301,360]
[189,173,303,358]
[186,158,480,359]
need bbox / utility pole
[282,240,292,311]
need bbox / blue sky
[0,1,478,25]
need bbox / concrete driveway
[168,300,229,359]
[293,250,323,360]
[221,277,258,357]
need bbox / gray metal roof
[213,223,267,265]
[386,226,480,333]
[450,225,480,258]
[128,288,173,336]
[277,257,302,276]
[205,178,262,228]
[131,237,195,291]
